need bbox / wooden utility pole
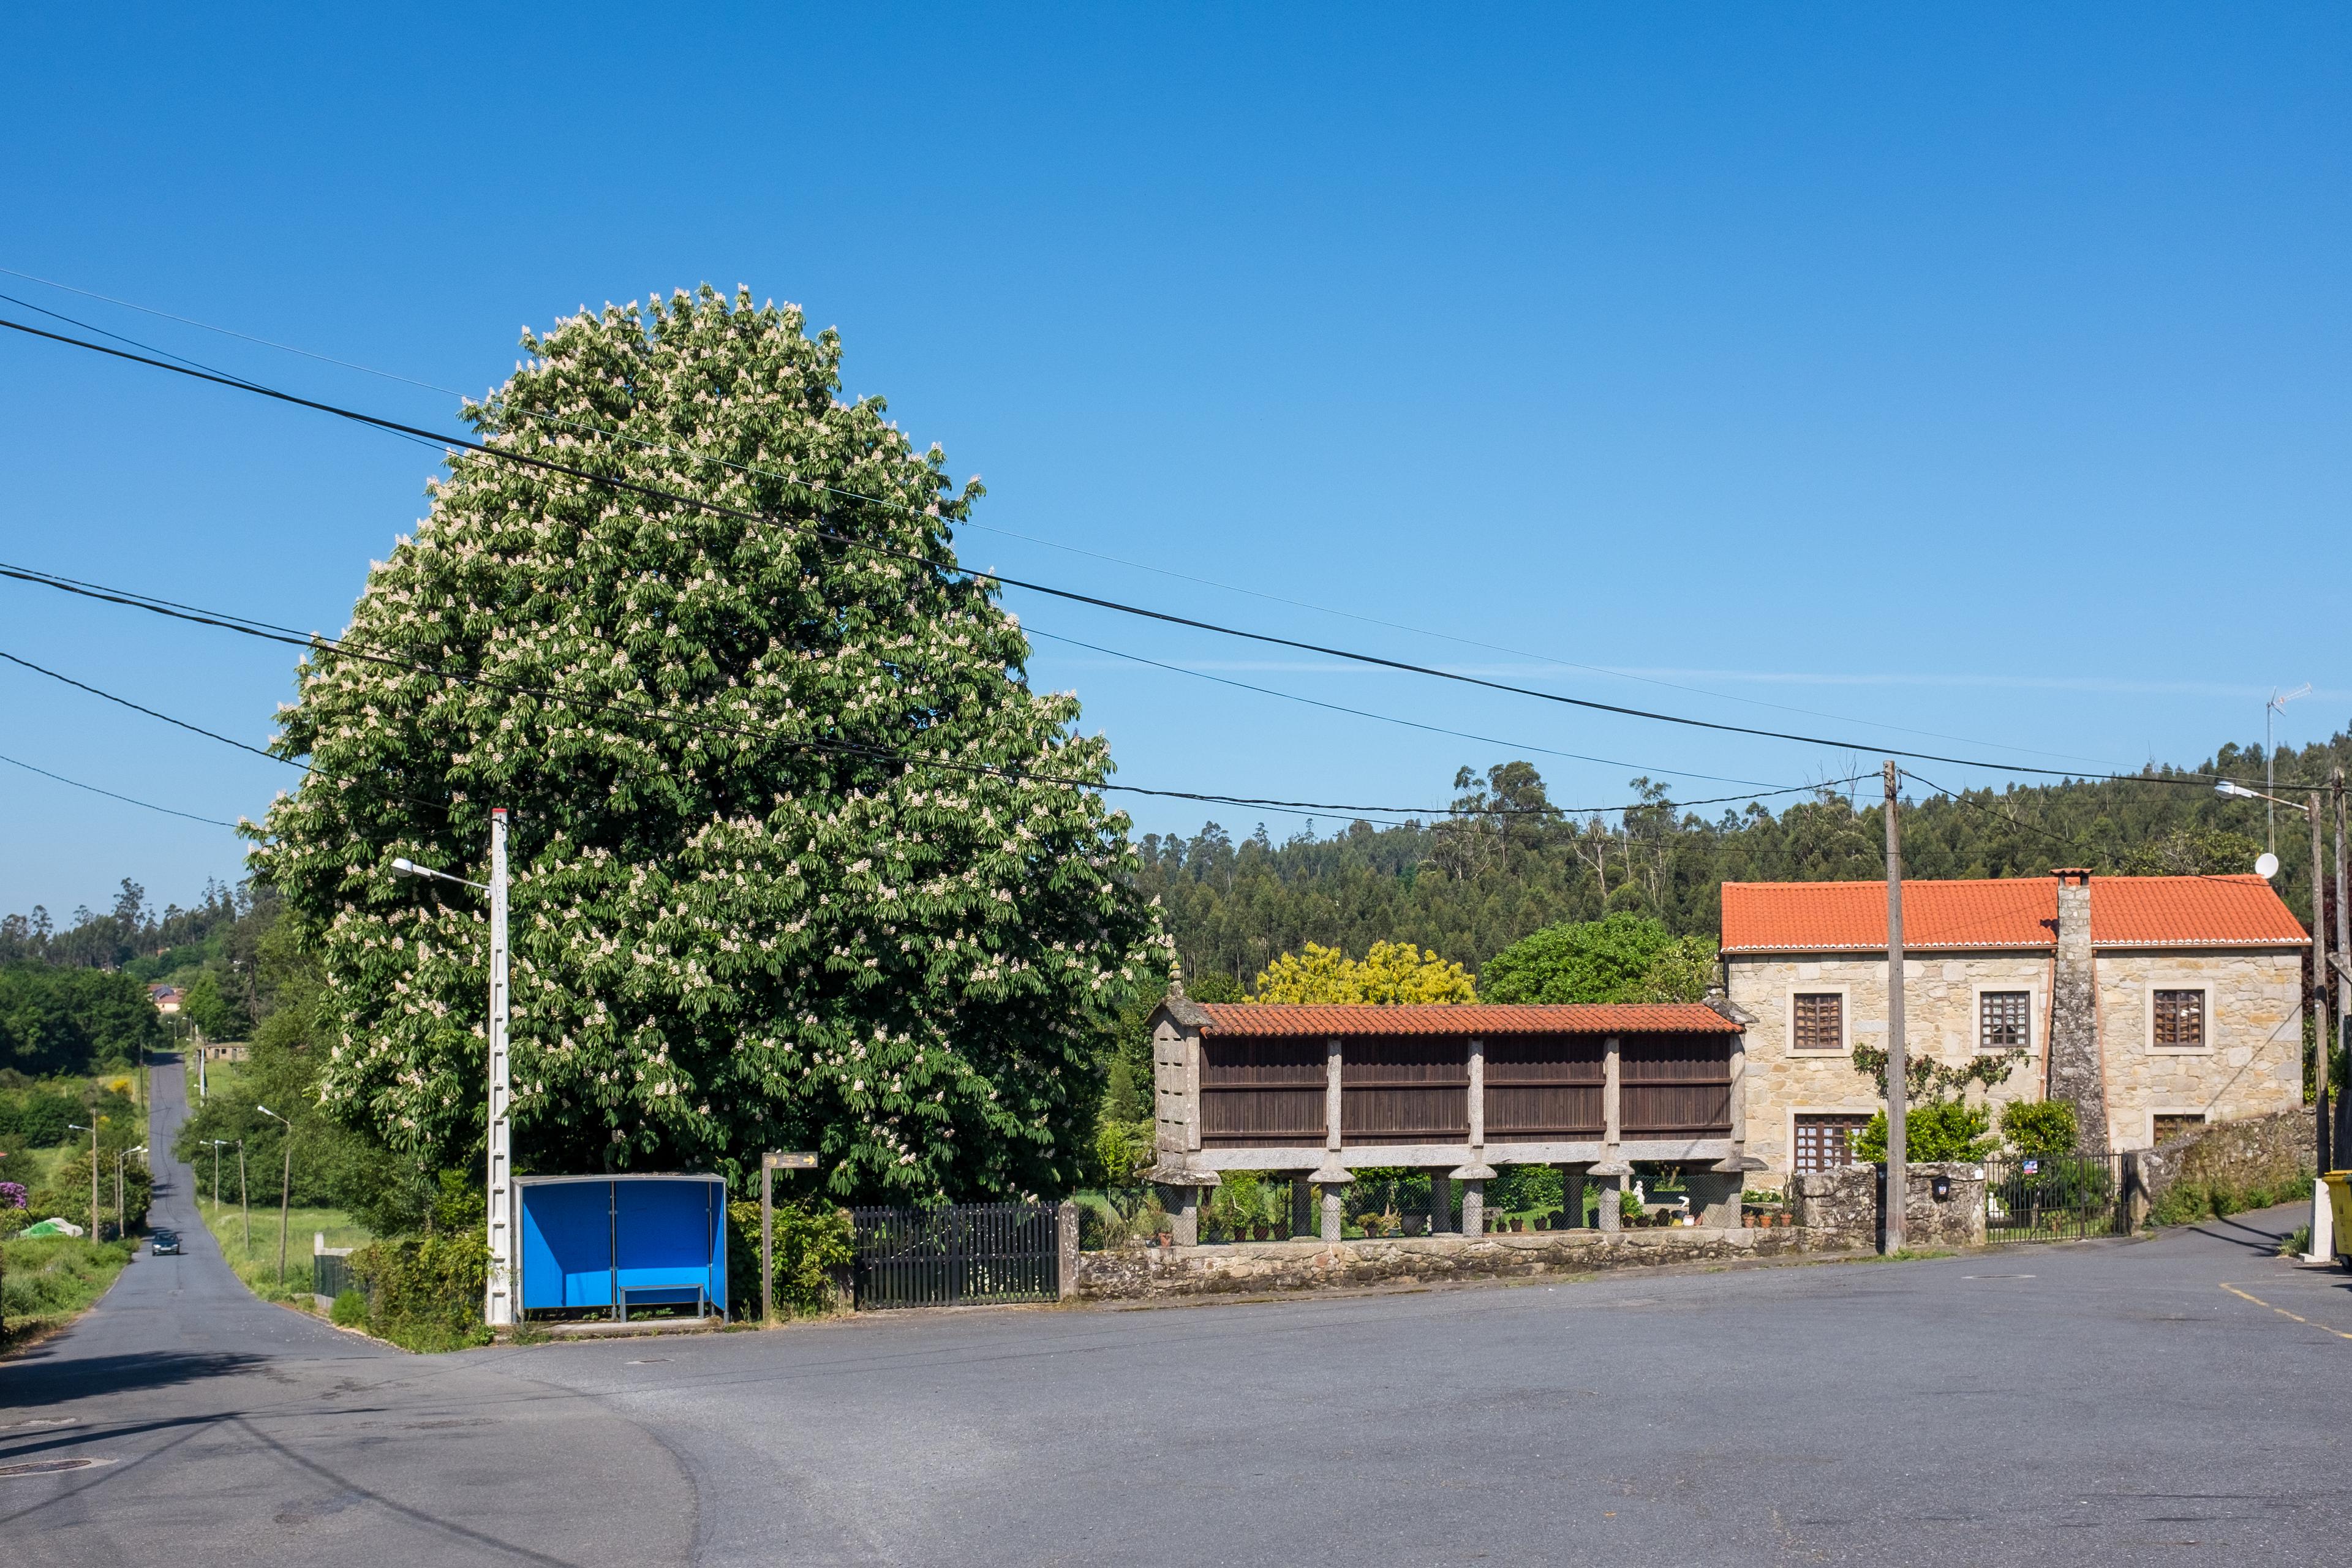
[1883,761,1908,1255]
[239,1142,249,1254]
[2313,793,2332,1177]
[2334,768,2348,1170]
[761,1159,775,1326]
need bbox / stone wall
[1071,1226,1826,1302]
[2139,1107,2315,1212]
[2094,951,2304,1151]
[1727,954,2048,1179]
[1784,1161,1986,1250]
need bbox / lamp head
[2215,780,2260,801]
[390,857,418,876]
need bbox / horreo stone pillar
[1591,1033,1631,1233]
[1309,1035,1352,1242]
[2046,869,2109,1153]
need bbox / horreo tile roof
[1719,874,2307,953]
[1163,1001,1743,1036]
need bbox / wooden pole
[2313,793,2331,1178]
[1883,761,1908,1255]
[761,1159,775,1326]
[89,1122,100,1243]
[239,1142,249,1255]
[2334,769,2348,1171]
[278,1140,292,1289]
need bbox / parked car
[150,1229,181,1256]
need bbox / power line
[0,268,2113,770]
[0,749,240,829]
[0,314,2250,786]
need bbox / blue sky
[1,5,2345,918]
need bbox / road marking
[2218,1283,2352,1340]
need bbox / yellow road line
[2218,1282,2352,1341]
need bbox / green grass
[192,1192,371,1303]
[1,1234,134,1351]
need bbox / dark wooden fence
[848,1202,1060,1309]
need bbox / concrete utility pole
[70,1122,97,1240]
[258,1105,292,1287]
[239,1140,249,1254]
[390,810,513,1326]
[1883,761,1908,1256]
[2312,793,2331,1184]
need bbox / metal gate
[849,1202,1060,1309]
[1983,1155,2130,1243]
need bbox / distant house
[1721,869,2307,1176]
[148,984,185,1016]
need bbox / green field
[1,1234,134,1351]
[194,1191,372,1303]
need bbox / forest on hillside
[1137,729,2352,990]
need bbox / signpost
[760,1152,819,1324]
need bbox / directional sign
[764,1151,819,1170]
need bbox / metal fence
[849,1202,1060,1310]
[1983,1155,2130,1243]
[313,1250,359,1298]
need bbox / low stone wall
[1785,1161,1986,1250]
[2139,1107,2314,1210]
[1071,1226,1823,1302]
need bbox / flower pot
[1509,1219,1525,1233]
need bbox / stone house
[1719,869,2309,1182]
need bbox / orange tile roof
[1188,1002,1741,1036]
[1720,875,2307,952]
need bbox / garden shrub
[348,1230,492,1352]
[330,1289,369,1327]
[2000,1099,2079,1158]
[2147,1171,2313,1228]
[726,1196,854,1318]
[1853,1100,1997,1163]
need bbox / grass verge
[192,1194,371,1305]
[1,1234,135,1352]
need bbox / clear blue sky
[2,5,2345,919]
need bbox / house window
[1795,1114,1869,1171]
[1792,993,1844,1052]
[2153,989,2206,1049]
[2152,1112,2206,1145]
[1978,991,2030,1052]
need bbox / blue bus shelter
[514,1173,728,1321]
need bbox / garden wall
[2138,1107,2313,1212]
[1071,1225,1829,1302]
[1782,1161,1986,1251]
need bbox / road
[6,1055,2350,1566]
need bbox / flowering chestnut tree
[253,286,1160,1199]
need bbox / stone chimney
[2045,869,2107,1153]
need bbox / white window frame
[1969,982,2041,1056]
[1786,983,1853,1056]
[2144,980,2215,1056]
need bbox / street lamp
[204,1139,229,1210]
[257,1104,293,1289]
[387,808,513,1327]
[2217,777,2336,1259]
[117,1145,146,1240]
[68,1122,99,1239]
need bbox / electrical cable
[0,749,240,828]
[0,559,1848,820]
[0,313,2256,786]
[0,265,2118,769]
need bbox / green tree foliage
[1252,940,1475,1004]
[1999,1098,2079,1158]
[30,1146,153,1235]
[252,286,1156,1200]
[0,967,164,1074]
[1480,914,1716,1005]
[1853,1101,1998,1163]
[1141,733,2352,988]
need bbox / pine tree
[254,286,1159,1199]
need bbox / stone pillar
[1320,1185,1343,1243]
[1159,1185,1200,1248]
[1466,1037,1485,1148]
[1684,1170,1741,1229]
[1602,1034,1623,1149]
[1325,1035,1344,1157]
[1596,1169,1627,1232]
[1460,1180,1485,1237]
[2046,869,2109,1153]
[1565,1164,1587,1229]
[1430,1173,1453,1234]
[1057,1199,1080,1299]
[1291,1177,1313,1239]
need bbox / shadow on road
[0,1350,270,1411]
[2183,1208,2296,1257]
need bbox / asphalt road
[7,1057,2350,1566]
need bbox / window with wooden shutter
[1792,992,1844,1052]
[2152,1112,2205,1145]
[2153,990,2206,1049]
[1978,991,2029,1052]
[1794,1114,1869,1171]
